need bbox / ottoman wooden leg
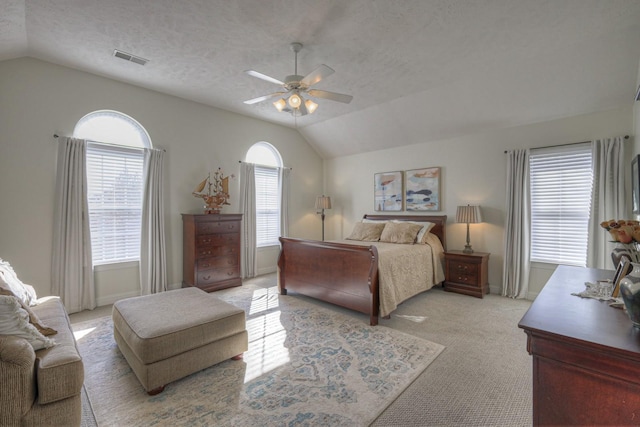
[147,385,165,396]
[231,354,243,360]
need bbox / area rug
[73,284,444,426]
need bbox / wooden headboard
[362,214,447,250]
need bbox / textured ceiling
[2,0,640,158]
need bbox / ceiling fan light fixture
[305,99,318,114]
[273,98,287,112]
[288,93,302,109]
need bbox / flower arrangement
[600,219,640,263]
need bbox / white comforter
[337,233,445,317]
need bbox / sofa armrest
[0,335,36,424]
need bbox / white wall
[325,108,633,298]
[0,57,323,305]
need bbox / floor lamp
[456,204,482,253]
[315,195,332,241]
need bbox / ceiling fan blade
[243,92,286,105]
[308,89,353,104]
[301,64,335,87]
[245,70,284,85]
[298,100,308,116]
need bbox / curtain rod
[238,160,292,170]
[504,135,629,153]
[53,134,166,152]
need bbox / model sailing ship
[192,168,231,214]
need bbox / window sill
[257,245,280,251]
[94,260,139,272]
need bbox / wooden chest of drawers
[182,213,242,292]
[443,250,490,298]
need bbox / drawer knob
[203,275,211,280]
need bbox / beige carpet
[78,274,533,426]
[74,281,444,426]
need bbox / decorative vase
[619,262,640,328]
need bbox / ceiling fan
[244,43,353,116]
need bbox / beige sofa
[0,296,84,426]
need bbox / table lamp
[456,204,482,253]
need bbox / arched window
[74,110,151,265]
[246,142,283,247]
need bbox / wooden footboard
[278,237,380,325]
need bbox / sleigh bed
[277,214,447,325]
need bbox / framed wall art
[374,171,403,211]
[405,167,440,211]
[633,155,640,214]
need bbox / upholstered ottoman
[112,287,248,394]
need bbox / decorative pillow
[0,295,56,350]
[0,258,38,306]
[0,288,57,336]
[362,218,389,224]
[379,222,423,244]
[391,220,435,243]
[346,222,386,241]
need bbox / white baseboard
[96,283,184,307]
[257,266,277,276]
[96,290,140,307]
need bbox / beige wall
[2,56,638,305]
[0,57,323,305]
[324,108,633,298]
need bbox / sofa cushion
[0,296,56,350]
[31,297,84,404]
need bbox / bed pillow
[362,218,388,224]
[0,295,56,350]
[391,220,435,243]
[0,288,57,336]
[0,258,38,306]
[346,222,386,241]
[379,222,423,244]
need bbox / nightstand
[444,250,490,298]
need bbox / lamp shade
[315,195,332,210]
[456,205,482,224]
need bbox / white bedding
[336,232,445,317]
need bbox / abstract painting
[405,167,440,211]
[374,171,403,211]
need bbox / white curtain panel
[51,137,95,313]
[140,148,167,295]
[280,167,291,238]
[240,162,257,278]
[587,137,626,269]
[502,149,531,299]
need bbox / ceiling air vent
[113,49,149,66]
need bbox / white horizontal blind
[86,142,144,265]
[529,144,593,266]
[255,165,280,247]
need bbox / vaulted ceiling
[2,0,640,158]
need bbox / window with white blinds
[255,166,281,247]
[529,144,593,266]
[86,143,144,264]
[74,110,151,266]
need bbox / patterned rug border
[74,285,445,426]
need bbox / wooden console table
[519,265,640,426]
